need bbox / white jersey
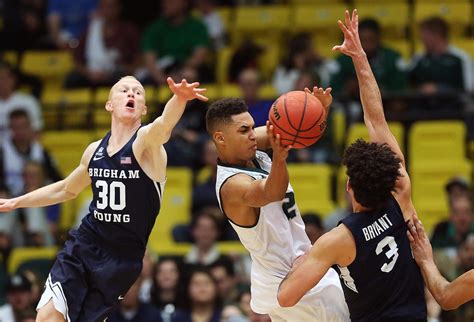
[216,151,343,314]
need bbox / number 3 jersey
[79,130,164,256]
[216,151,341,314]
[333,196,426,322]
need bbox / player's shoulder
[220,173,255,201]
[81,140,101,164]
[314,224,356,266]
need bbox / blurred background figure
[301,213,324,244]
[209,256,239,306]
[238,68,273,127]
[138,250,156,304]
[65,0,140,88]
[46,0,99,49]
[140,0,211,85]
[150,257,182,311]
[194,0,227,50]
[0,273,35,321]
[108,276,162,322]
[173,268,223,322]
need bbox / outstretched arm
[0,142,97,211]
[407,214,474,310]
[333,10,404,167]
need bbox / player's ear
[213,131,224,145]
[142,105,147,116]
[105,100,113,112]
[346,178,351,192]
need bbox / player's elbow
[438,293,460,311]
[277,290,297,307]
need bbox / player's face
[108,78,147,121]
[224,112,257,160]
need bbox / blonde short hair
[108,76,143,100]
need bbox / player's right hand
[332,9,365,58]
[0,198,17,212]
[266,121,291,162]
[406,213,434,266]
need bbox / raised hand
[0,198,16,212]
[167,77,208,102]
[332,9,365,58]
[305,86,332,116]
[266,121,291,162]
[406,213,434,265]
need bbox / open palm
[332,9,364,58]
[167,77,208,102]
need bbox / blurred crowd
[0,0,473,321]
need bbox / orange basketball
[268,91,327,149]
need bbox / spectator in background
[329,18,406,98]
[0,63,43,139]
[192,139,219,211]
[273,32,329,95]
[324,190,352,231]
[150,257,182,310]
[238,68,273,127]
[65,0,140,88]
[0,184,22,264]
[301,213,324,245]
[141,0,211,85]
[195,0,226,50]
[19,161,56,246]
[1,110,62,197]
[0,0,48,51]
[431,196,474,249]
[108,276,163,322]
[410,17,472,96]
[185,210,222,266]
[0,273,35,321]
[228,40,264,83]
[46,0,99,49]
[445,176,471,203]
[209,257,239,306]
[173,267,223,322]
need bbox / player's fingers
[304,87,313,95]
[180,79,186,86]
[285,145,292,152]
[332,45,342,52]
[325,87,333,94]
[194,88,207,93]
[196,93,208,101]
[166,77,175,87]
[337,20,349,35]
[344,10,351,28]
[406,230,415,243]
[189,82,200,88]
[353,9,359,28]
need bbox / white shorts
[269,285,349,322]
[36,274,71,322]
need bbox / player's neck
[352,202,371,213]
[109,121,141,147]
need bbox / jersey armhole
[219,173,260,229]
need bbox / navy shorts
[37,229,143,321]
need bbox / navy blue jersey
[80,130,163,256]
[333,196,426,322]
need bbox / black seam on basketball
[283,94,299,131]
[270,114,325,139]
[300,102,325,132]
[291,92,308,146]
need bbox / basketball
[268,91,327,149]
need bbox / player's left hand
[406,213,434,266]
[332,9,365,58]
[305,86,332,116]
[167,77,208,102]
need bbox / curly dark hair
[343,139,402,209]
[205,98,248,134]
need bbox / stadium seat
[383,39,412,60]
[355,2,409,39]
[201,83,221,101]
[292,4,346,32]
[8,247,58,275]
[345,122,405,151]
[451,38,474,58]
[148,167,192,254]
[41,88,92,129]
[413,1,472,37]
[234,6,290,32]
[20,51,73,89]
[288,164,335,216]
[3,51,18,66]
[409,121,467,169]
[216,46,233,84]
[216,7,233,31]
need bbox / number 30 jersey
[216,151,341,314]
[333,196,426,322]
[80,130,164,256]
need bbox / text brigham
[89,168,140,179]
[362,214,393,241]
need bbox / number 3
[375,236,399,273]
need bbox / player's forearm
[352,54,387,127]
[419,260,451,309]
[149,95,187,144]
[264,159,289,201]
[13,180,76,209]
